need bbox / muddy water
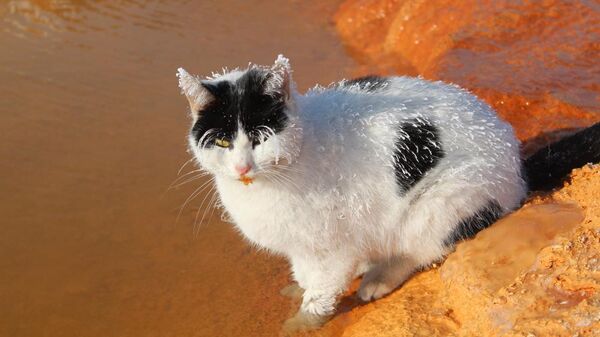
[0,1,355,336]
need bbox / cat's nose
[235,164,251,176]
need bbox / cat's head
[177,55,302,185]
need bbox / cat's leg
[358,176,501,302]
[358,176,509,302]
[357,255,418,301]
[289,254,311,290]
[354,259,372,278]
[283,252,355,333]
[279,254,314,300]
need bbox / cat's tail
[524,121,600,191]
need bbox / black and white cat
[176,55,599,330]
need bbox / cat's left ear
[266,54,293,100]
[177,67,214,115]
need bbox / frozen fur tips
[174,55,594,331]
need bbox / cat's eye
[215,138,231,148]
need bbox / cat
[176,55,600,332]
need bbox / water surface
[0,1,355,336]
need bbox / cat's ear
[266,54,293,100]
[177,68,214,114]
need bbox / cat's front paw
[357,279,394,302]
[281,310,329,335]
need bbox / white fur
[178,57,526,317]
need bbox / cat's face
[177,56,301,184]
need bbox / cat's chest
[216,179,312,249]
[220,183,291,221]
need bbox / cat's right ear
[177,68,214,116]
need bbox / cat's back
[296,75,522,198]
[298,75,518,159]
[301,75,503,127]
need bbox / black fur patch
[393,118,444,193]
[191,68,289,148]
[444,200,503,246]
[340,75,389,92]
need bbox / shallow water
[0,1,355,336]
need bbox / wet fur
[177,56,526,322]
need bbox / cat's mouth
[238,175,254,186]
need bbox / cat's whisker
[192,184,216,230]
[177,157,197,176]
[277,174,303,193]
[177,181,214,222]
[265,173,289,190]
[176,177,215,223]
[193,186,218,235]
[203,191,222,232]
[263,174,293,194]
[209,193,222,218]
[266,169,302,193]
[174,168,206,181]
[168,172,211,190]
[271,164,304,174]
[170,168,208,183]
[263,164,304,179]
[262,174,277,185]
[168,175,207,191]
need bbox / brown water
[0,1,355,336]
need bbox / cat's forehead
[211,66,268,84]
[211,69,245,82]
[191,67,288,146]
[204,67,271,99]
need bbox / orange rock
[335,0,600,143]
[441,203,584,335]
